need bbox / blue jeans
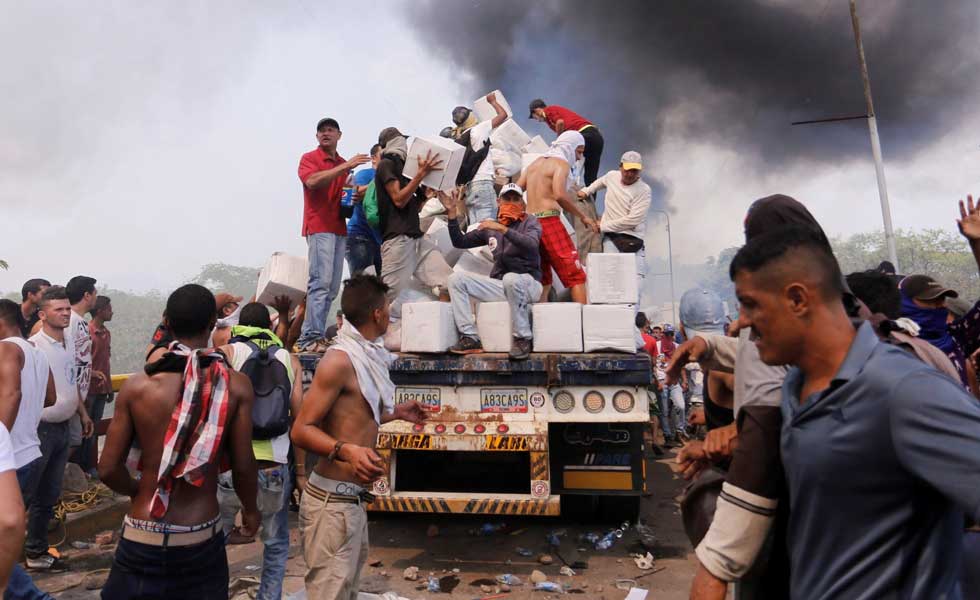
[465,179,498,225]
[21,421,70,556]
[217,465,292,600]
[4,566,53,600]
[346,234,381,276]
[299,233,347,345]
[658,384,686,439]
[448,271,542,339]
[101,534,228,599]
[76,393,109,472]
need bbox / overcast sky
[2,1,978,295]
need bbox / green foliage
[189,263,261,300]
[0,260,8,270]
[99,288,166,375]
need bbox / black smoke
[405,0,979,191]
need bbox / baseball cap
[499,183,524,199]
[679,288,727,337]
[900,274,958,301]
[528,98,547,118]
[316,117,340,131]
[378,127,406,146]
[621,151,643,170]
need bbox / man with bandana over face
[438,184,543,360]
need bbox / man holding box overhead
[439,184,543,360]
[296,117,371,353]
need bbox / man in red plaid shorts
[518,131,599,303]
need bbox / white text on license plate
[480,388,528,413]
[395,387,441,412]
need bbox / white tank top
[1,337,49,468]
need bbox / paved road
[41,452,696,599]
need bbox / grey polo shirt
[781,322,980,600]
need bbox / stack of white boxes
[256,252,308,306]
[582,253,640,353]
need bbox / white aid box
[523,135,550,154]
[587,252,639,304]
[383,321,402,352]
[401,301,458,353]
[521,153,543,174]
[473,89,514,122]
[256,252,308,305]
[583,304,636,353]
[424,218,463,267]
[452,252,494,278]
[403,136,465,192]
[532,303,583,353]
[476,302,513,352]
[489,148,522,177]
[490,118,531,153]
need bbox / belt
[532,209,561,218]
[579,124,595,133]
[121,521,221,548]
[305,480,376,505]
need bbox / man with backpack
[448,92,509,226]
[215,302,305,600]
[347,144,383,276]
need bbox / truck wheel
[599,495,641,524]
[560,494,599,520]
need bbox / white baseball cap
[499,183,524,200]
[620,151,643,170]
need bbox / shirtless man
[518,130,599,303]
[292,274,427,600]
[99,284,258,599]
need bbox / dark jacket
[447,215,542,281]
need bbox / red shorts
[538,215,587,287]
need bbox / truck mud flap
[549,422,646,495]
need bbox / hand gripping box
[476,301,512,352]
[256,252,308,306]
[583,304,637,353]
[532,303,583,353]
[473,89,514,122]
[403,136,465,192]
[587,252,639,304]
[401,301,458,353]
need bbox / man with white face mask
[518,131,598,304]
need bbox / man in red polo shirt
[529,100,605,259]
[296,117,370,353]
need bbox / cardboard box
[490,119,531,153]
[424,218,463,267]
[523,135,550,154]
[256,252,308,306]
[401,301,458,353]
[532,303,583,353]
[403,136,465,192]
[477,302,512,352]
[473,89,514,122]
[490,148,522,177]
[383,320,402,352]
[583,304,637,353]
[453,251,494,278]
[587,252,639,304]
[521,153,543,174]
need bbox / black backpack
[234,338,292,439]
[454,129,492,186]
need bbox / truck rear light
[413,423,425,433]
[497,424,509,433]
[613,390,635,413]
[553,391,575,413]
[474,424,486,434]
[454,424,466,434]
[584,390,605,413]
[435,424,447,434]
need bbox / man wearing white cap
[578,150,652,306]
[439,184,543,360]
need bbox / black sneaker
[26,552,69,572]
[450,336,484,355]
[509,337,532,360]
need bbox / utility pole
[850,0,899,270]
[650,209,677,325]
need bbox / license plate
[395,387,441,412]
[480,388,528,413]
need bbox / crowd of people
[2,91,980,600]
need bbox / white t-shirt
[584,170,652,239]
[30,330,80,423]
[1,337,49,468]
[0,425,15,474]
[468,120,496,182]
[66,310,92,400]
